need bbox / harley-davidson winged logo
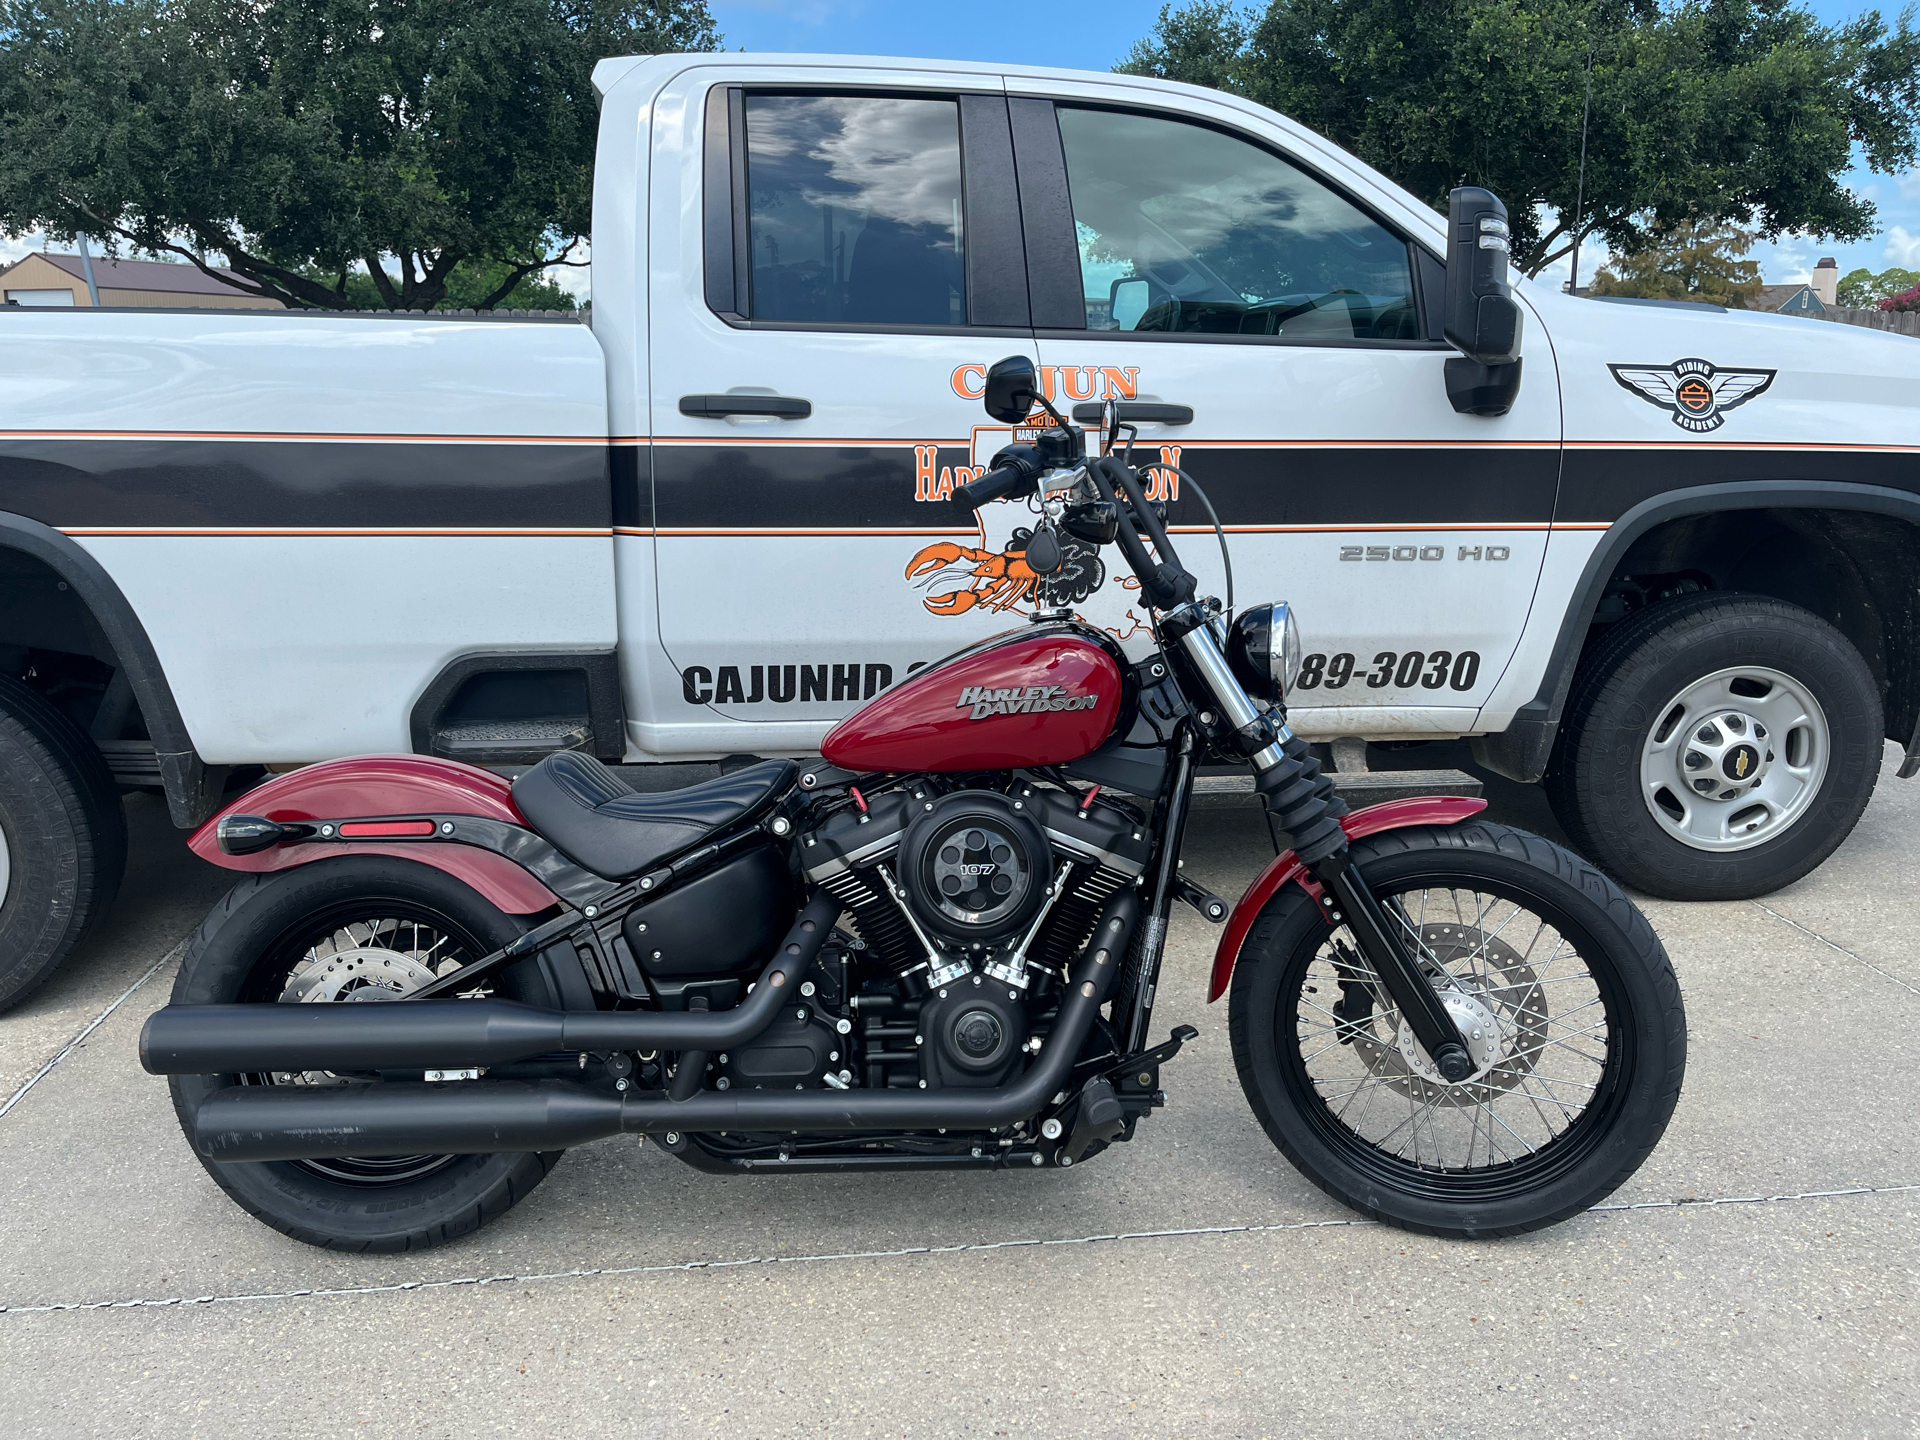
[1608,358,1776,433]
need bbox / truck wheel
[1546,593,1881,900]
[0,674,128,1011]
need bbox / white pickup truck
[3,50,1916,1005]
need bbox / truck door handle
[1070,401,1193,426]
[679,394,812,420]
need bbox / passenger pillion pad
[511,753,795,880]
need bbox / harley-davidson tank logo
[1608,358,1776,432]
[956,684,1100,720]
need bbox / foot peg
[1174,876,1228,923]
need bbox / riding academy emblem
[1608,358,1776,433]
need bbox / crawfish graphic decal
[905,527,1106,616]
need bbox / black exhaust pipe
[187,894,1137,1163]
[140,893,842,1076]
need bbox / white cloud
[0,231,51,267]
[1884,225,1920,267]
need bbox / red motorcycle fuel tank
[822,625,1126,773]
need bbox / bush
[1879,285,1920,313]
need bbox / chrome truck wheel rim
[1639,665,1829,853]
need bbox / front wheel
[1229,822,1685,1238]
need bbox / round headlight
[1227,602,1304,703]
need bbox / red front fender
[188,755,561,915]
[1207,796,1488,1002]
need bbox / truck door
[1007,84,1561,739]
[642,65,1037,756]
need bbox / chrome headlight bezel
[1227,601,1303,703]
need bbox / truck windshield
[1057,107,1416,342]
[743,94,966,328]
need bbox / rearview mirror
[1443,187,1523,365]
[982,355,1040,424]
[1110,277,1151,331]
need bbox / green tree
[0,0,719,309]
[1119,1,1920,278]
[1587,220,1764,305]
[1837,264,1920,306]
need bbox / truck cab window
[744,94,966,327]
[1056,107,1415,341]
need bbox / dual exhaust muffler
[145,893,1138,1164]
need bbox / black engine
[795,776,1151,1092]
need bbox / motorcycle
[140,356,1685,1249]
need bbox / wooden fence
[1824,306,1920,337]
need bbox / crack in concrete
[4,1181,1913,1318]
[0,941,183,1123]
[1750,900,1920,998]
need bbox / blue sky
[712,0,1920,288]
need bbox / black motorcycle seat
[511,752,795,880]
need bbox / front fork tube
[1316,859,1476,1083]
[1170,612,1472,1078]
[1122,728,1198,1055]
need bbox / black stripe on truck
[7,435,1917,534]
[0,438,610,531]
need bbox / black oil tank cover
[622,845,793,979]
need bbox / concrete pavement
[0,753,1915,1438]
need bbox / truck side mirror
[1442,187,1524,417]
[982,355,1040,424]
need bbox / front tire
[1545,593,1881,900]
[168,857,565,1252]
[1229,822,1685,1238]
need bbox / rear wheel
[0,674,127,1011]
[1229,822,1684,1238]
[168,857,566,1251]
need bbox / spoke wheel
[1230,822,1685,1237]
[168,857,567,1252]
[239,902,495,1187]
[1289,883,1622,1198]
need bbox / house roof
[18,253,259,297]
[1755,283,1825,314]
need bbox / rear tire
[1229,822,1685,1238]
[0,674,128,1011]
[168,857,565,1252]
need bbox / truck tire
[1545,593,1881,900]
[0,673,129,1011]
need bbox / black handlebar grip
[953,449,1041,512]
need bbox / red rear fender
[1207,796,1488,1002]
[188,755,560,915]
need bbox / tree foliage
[0,0,719,309]
[1837,264,1920,306]
[1119,1,1920,277]
[1586,220,1763,305]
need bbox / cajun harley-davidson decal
[957,684,1101,720]
[1608,358,1776,433]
